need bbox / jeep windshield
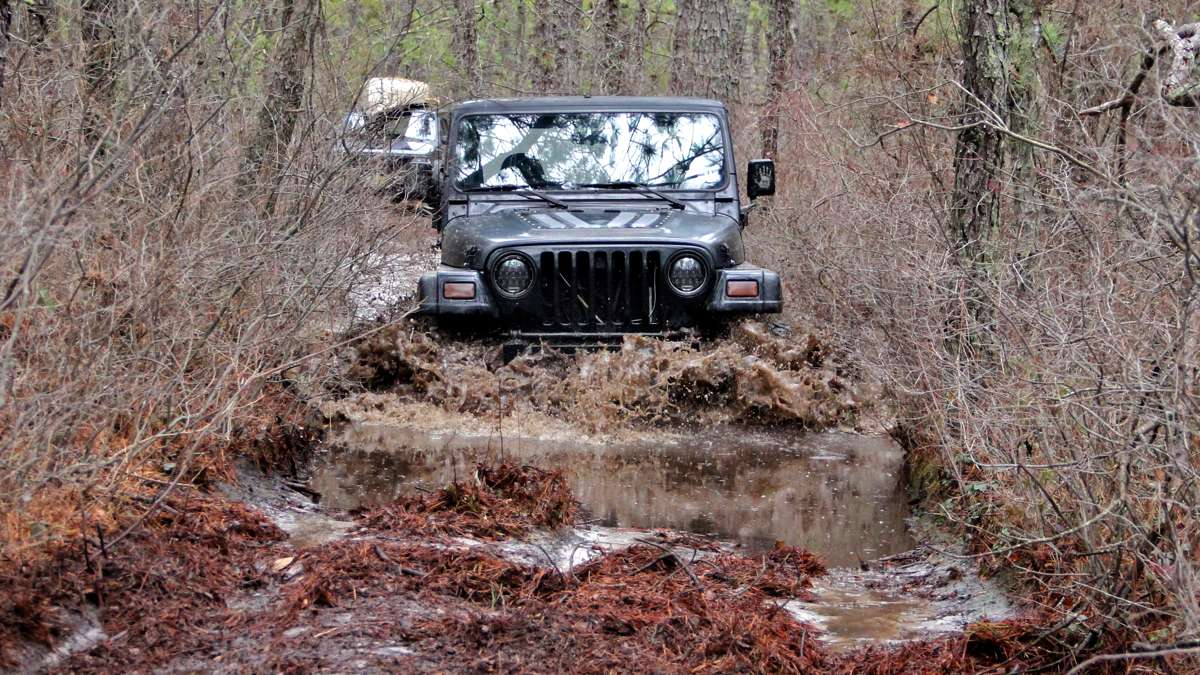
[454,112,725,191]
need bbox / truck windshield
[343,109,438,154]
[454,112,725,191]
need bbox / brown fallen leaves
[357,463,578,538]
[0,462,1124,673]
[0,492,286,671]
[282,539,829,673]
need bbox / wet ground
[292,423,1012,650]
[311,425,914,567]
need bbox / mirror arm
[739,201,758,228]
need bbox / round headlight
[493,254,533,297]
[668,254,707,295]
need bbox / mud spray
[327,319,882,434]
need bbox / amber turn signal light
[725,280,759,298]
[443,282,476,299]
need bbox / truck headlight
[493,254,533,297]
[668,254,707,295]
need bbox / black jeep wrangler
[416,96,782,339]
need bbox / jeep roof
[451,96,728,115]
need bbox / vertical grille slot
[539,251,555,327]
[629,251,643,325]
[592,251,607,327]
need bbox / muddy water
[309,425,914,566]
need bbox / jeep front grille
[537,249,663,331]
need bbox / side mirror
[747,159,776,199]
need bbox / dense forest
[3,0,1200,671]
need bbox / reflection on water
[310,425,914,566]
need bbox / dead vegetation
[742,1,1200,665]
[0,0,421,562]
[0,464,831,673]
[358,463,578,538]
[0,458,1144,674]
[0,490,287,671]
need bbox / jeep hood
[440,208,745,269]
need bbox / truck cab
[416,96,781,337]
[338,78,441,199]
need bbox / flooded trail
[311,424,914,567]
[293,422,1012,652]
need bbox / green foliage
[1041,19,1065,52]
[922,2,957,43]
[826,0,854,20]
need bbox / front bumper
[415,263,782,322]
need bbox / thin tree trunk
[531,0,580,93]
[0,0,11,93]
[669,0,691,95]
[242,0,319,202]
[532,0,555,92]
[515,0,527,87]
[596,0,622,93]
[950,0,1006,335]
[761,0,795,159]
[453,0,480,96]
[625,0,647,93]
[690,0,732,99]
[725,0,750,102]
[555,2,581,91]
[81,0,122,152]
[383,0,417,73]
[949,0,1038,346]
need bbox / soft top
[359,77,435,115]
[452,96,727,115]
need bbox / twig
[372,543,426,577]
[533,542,566,584]
[634,538,703,589]
[911,4,938,37]
[1066,642,1200,674]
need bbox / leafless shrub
[0,1,423,556]
[745,1,1200,656]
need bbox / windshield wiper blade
[577,182,687,210]
[463,185,568,209]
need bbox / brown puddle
[309,424,915,567]
[784,558,1014,650]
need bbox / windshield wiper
[463,184,568,209]
[577,181,687,210]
